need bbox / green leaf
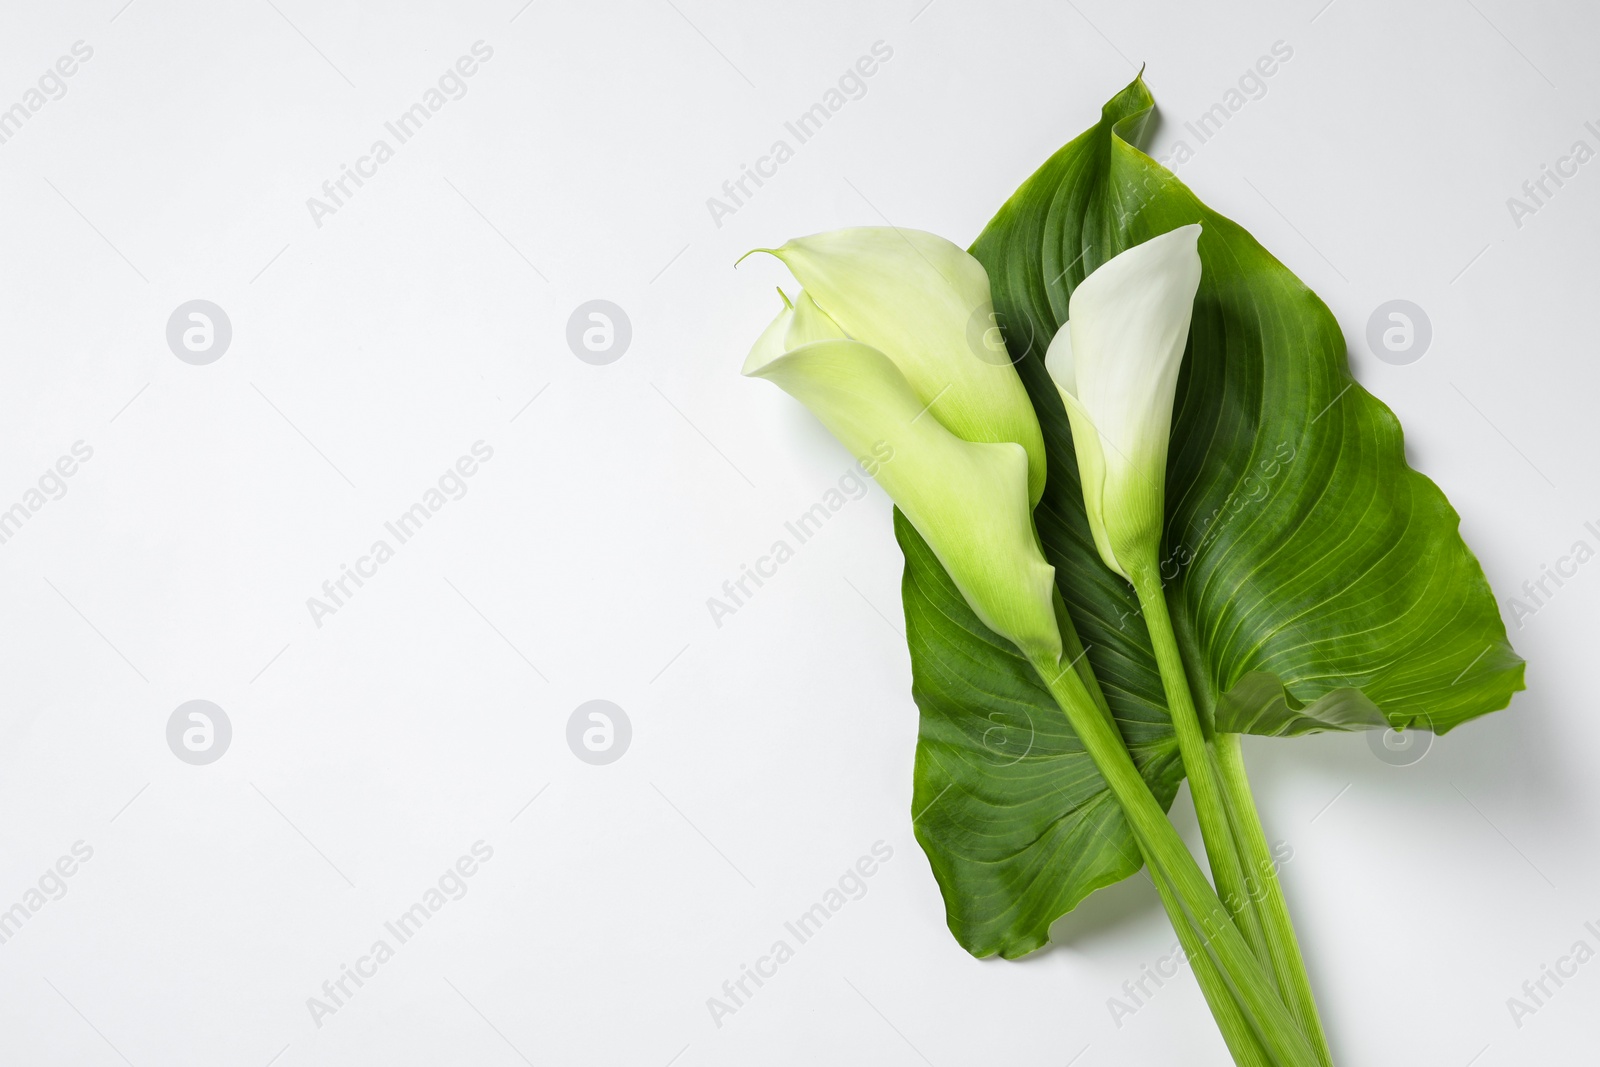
[970,75,1524,738]
[903,75,1524,957]
[899,511,1182,959]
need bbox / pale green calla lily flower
[1045,224,1203,580]
[745,228,1047,504]
[744,310,1061,662]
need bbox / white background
[0,0,1594,1064]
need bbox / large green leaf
[903,75,1523,957]
[973,74,1523,736]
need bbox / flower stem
[1142,861,1277,1067]
[1126,560,1274,971]
[1027,652,1319,1067]
[1048,613,1275,1065]
[1214,732,1335,1067]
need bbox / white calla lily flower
[1045,224,1203,580]
[744,295,1061,662]
[745,228,1047,504]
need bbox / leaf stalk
[1215,733,1336,1067]
[1124,555,1334,1067]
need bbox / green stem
[1143,846,1276,1067]
[1215,733,1335,1067]
[1051,600,1273,1066]
[1127,559,1274,971]
[1028,653,1319,1067]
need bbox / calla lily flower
[1045,224,1203,580]
[743,289,1061,663]
[744,228,1047,504]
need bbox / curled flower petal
[751,228,1047,504]
[1045,224,1203,579]
[747,335,1060,661]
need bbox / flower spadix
[743,228,1047,504]
[1045,224,1203,580]
[743,271,1060,662]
